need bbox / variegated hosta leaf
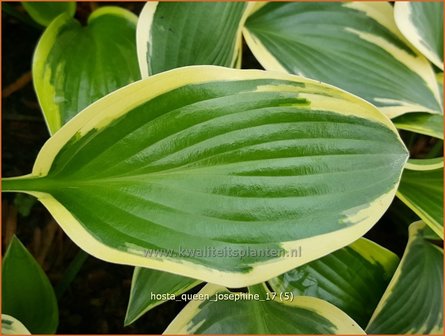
[438,72,444,106]
[22,1,76,27]
[393,73,443,138]
[268,238,399,328]
[397,158,444,239]
[1,315,31,335]
[2,66,408,287]
[244,2,441,118]
[33,7,139,135]
[366,221,444,334]
[134,2,253,309]
[395,1,444,70]
[393,112,444,139]
[125,268,201,326]
[164,283,364,334]
[137,2,251,77]
[2,236,58,334]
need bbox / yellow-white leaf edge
[243,2,441,119]
[394,2,444,71]
[137,2,255,78]
[6,66,408,288]
[404,157,444,171]
[366,221,444,334]
[163,283,365,334]
[396,157,444,239]
[1,315,31,335]
[32,6,138,136]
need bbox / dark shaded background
[1,1,438,334]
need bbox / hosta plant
[2,1,443,334]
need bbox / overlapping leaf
[393,72,443,138]
[393,112,443,139]
[33,7,139,134]
[397,158,444,238]
[268,238,399,327]
[164,284,364,334]
[22,1,76,27]
[2,66,408,287]
[366,221,443,334]
[395,2,444,70]
[2,236,58,334]
[244,2,441,118]
[137,2,251,76]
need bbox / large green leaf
[2,66,408,287]
[366,221,443,334]
[137,2,251,76]
[397,158,444,238]
[268,238,399,328]
[164,283,364,334]
[244,2,441,118]
[395,2,444,70]
[2,236,58,334]
[22,1,76,27]
[1,315,31,335]
[33,7,139,135]
[393,112,444,139]
[125,268,201,325]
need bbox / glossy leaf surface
[397,158,444,238]
[2,236,58,334]
[366,221,443,334]
[125,268,201,325]
[164,284,364,334]
[395,1,444,70]
[244,2,441,118]
[22,1,76,26]
[137,2,250,76]
[33,7,139,134]
[2,66,408,287]
[268,238,399,327]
